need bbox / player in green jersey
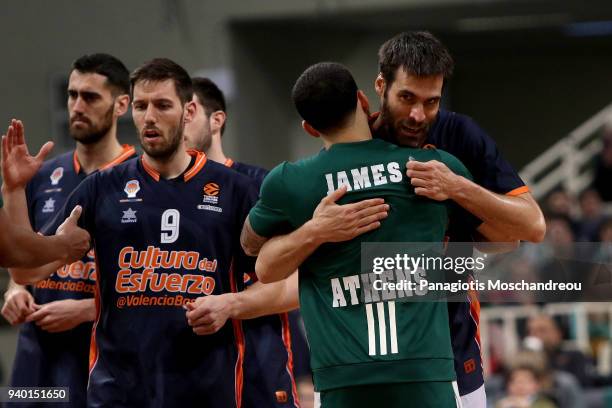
[243,62,467,407]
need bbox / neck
[75,126,123,174]
[205,133,227,163]
[144,146,192,179]
[322,115,372,149]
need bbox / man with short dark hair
[247,32,546,408]
[372,31,544,407]
[2,53,135,407]
[7,57,297,407]
[244,61,472,407]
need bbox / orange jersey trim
[88,258,102,375]
[99,145,136,170]
[505,186,530,196]
[224,158,234,168]
[141,150,207,182]
[229,261,245,408]
[74,144,135,174]
[183,150,207,182]
[280,313,301,407]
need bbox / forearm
[9,259,64,285]
[0,209,66,269]
[450,177,545,242]
[1,186,31,228]
[256,221,321,283]
[227,273,299,320]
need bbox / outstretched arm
[185,272,299,335]
[406,160,545,243]
[1,118,90,273]
[246,186,388,283]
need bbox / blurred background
[1,0,612,406]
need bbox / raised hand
[1,119,54,191]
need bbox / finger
[414,187,431,197]
[1,135,7,162]
[345,198,385,212]
[15,120,25,147]
[1,308,17,325]
[410,178,428,188]
[356,212,388,229]
[6,124,15,152]
[354,221,382,236]
[354,203,389,219]
[188,315,216,326]
[68,205,83,223]
[406,161,432,171]
[406,169,431,179]
[34,141,54,162]
[323,185,348,203]
[185,306,210,322]
[26,307,49,322]
[193,324,217,335]
[187,309,215,325]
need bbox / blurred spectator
[527,315,594,387]
[575,189,606,242]
[496,363,558,408]
[489,351,585,408]
[544,189,577,222]
[592,125,612,202]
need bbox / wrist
[302,219,326,247]
[1,183,25,195]
[77,299,96,323]
[448,174,470,201]
[222,293,240,319]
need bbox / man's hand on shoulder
[406,160,461,201]
[306,185,389,244]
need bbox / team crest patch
[42,197,56,213]
[124,180,140,198]
[50,167,64,185]
[121,208,138,224]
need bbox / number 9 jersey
[42,150,258,408]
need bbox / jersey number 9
[161,209,180,244]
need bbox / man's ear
[115,94,130,117]
[357,90,370,115]
[183,100,196,124]
[302,120,320,138]
[375,73,386,98]
[210,111,226,134]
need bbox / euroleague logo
[197,182,222,212]
[50,167,64,185]
[124,180,140,198]
[203,183,219,197]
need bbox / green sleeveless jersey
[248,139,472,391]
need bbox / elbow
[526,217,547,243]
[255,257,275,284]
[242,244,259,257]
[10,270,38,286]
